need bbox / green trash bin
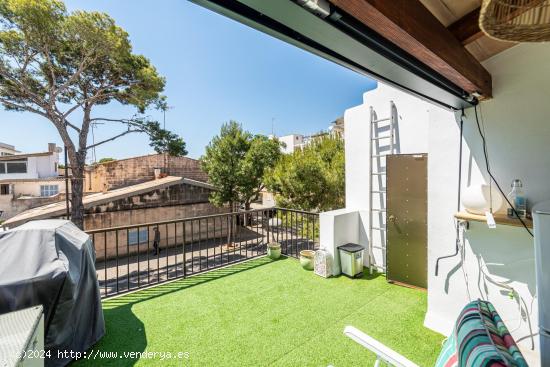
[337,243,365,278]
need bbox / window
[5,160,27,174]
[0,184,9,195]
[0,164,4,174]
[128,228,149,246]
[40,185,59,197]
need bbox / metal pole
[64,146,70,219]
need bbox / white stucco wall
[0,153,58,181]
[36,154,59,178]
[426,44,549,364]
[12,180,65,197]
[319,208,369,275]
[340,42,549,364]
[344,83,432,268]
[279,134,304,154]
[0,143,18,155]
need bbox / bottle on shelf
[507,179,527,219]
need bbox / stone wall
[88,202,230,261]
[85,154,208,192]
[0,192,67,221]
[86,182,213,216]
[83,181,229,260]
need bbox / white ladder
[368,101,397,274]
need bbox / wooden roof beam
[328,0,492,98]
[448,7,483,45]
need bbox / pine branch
[85,129,143,150]
[0,98,48,118]
[63,119,81,133]
[0,69,48,109]
[62,90,116,119]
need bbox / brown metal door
[386,154,427,289]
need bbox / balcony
[90,208,320,298]
[71,208,444,365]
[75,256,443,366]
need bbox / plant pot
[299,250,315,270]
[267,243,281,259]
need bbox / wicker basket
[480,0,550,42]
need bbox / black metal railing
[87,208,319,298]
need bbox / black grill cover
[0,220,105,366]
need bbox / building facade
[3,176,229,260]
[278,134,305,154]
[0,143,64,220]
[278,119,343,155]
[0,142,19,156]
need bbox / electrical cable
[473,105,533,237]
[479,106,493,213]
[474,106,536,349]
[478,257,535,350]
[435,109,465,276]
[460,223,472,301]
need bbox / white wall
[36,154,59,178]
[319,208,369,275]
[426,44,549,364]
[279,134,304,154]
[0,143,18,155]
[12,180,65,197]
[344,103,370,210]
[344,83,431,268]
[340,43,549,364]
[0,153,58,181]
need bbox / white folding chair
[343,326,420,367]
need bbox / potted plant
[299,250,315,270]
[267,242,281,259]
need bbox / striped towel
[435,300,528,367]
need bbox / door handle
[388,215,396,223]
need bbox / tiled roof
[2,176,214,227]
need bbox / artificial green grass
[75,257,444,366]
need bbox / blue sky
[0,0,376,160]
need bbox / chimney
[154,168,162,180]
[48,143,56,152]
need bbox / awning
[190,0,490,110]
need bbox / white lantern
[462,184,504,215]
[314,249,333,278]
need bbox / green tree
[239,134,282,210]
[98,157,115,163]
[149,97,187,156]
[0,0,187,228]
[265,135,345,211]
[201,121,282,211]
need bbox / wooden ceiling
[325,0,521,99]
[419,0,516,61]
[327,0,493,97]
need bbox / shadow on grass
[75,305,147,366]
[74,257,280,366]
[78,258,385,366]
[327,268,384,282]
[102,256,280,308]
